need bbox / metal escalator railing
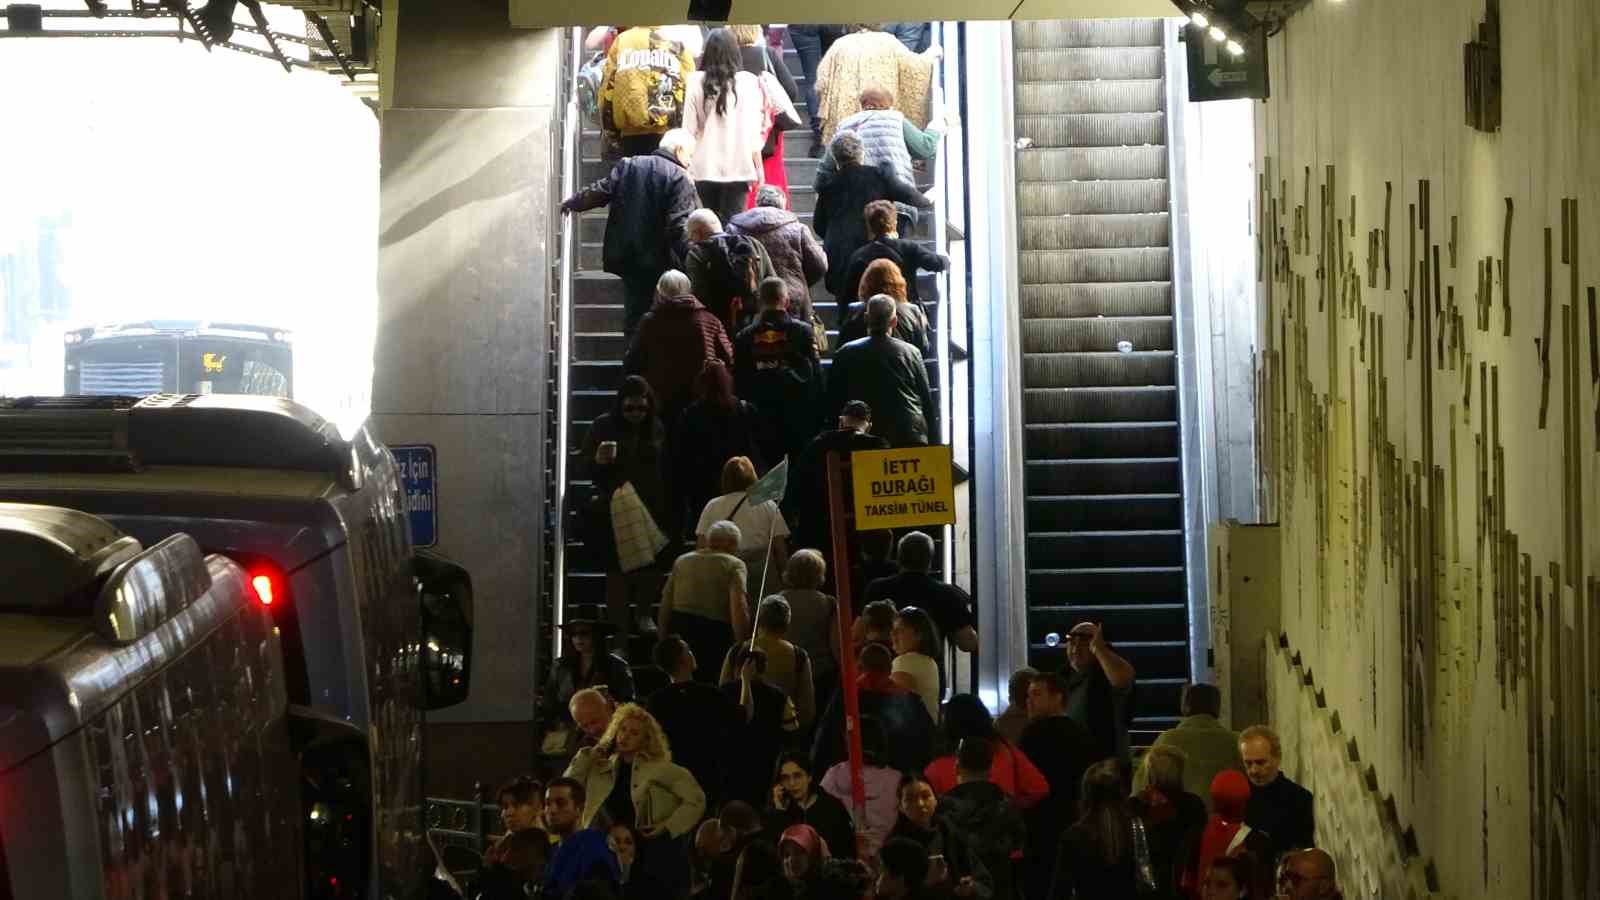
[550,26,582,666]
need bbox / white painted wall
[1253,1,1600,898]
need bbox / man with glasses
[1061,621,1137,766]
[1277,848,1342,899]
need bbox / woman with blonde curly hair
[565,702,707,894]
[837,257,930,353]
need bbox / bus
[0,394,471,899]
[0,503,354,898]
[63,321,293,398]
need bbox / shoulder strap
[728,493,750,518]
[1225,823,1253,856]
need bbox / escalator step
[1016,180,1171,217]
[1016,112,1167,149]
[1020,247,1172,284]
[1014,47,1164,81]
[1022,351,1176,388]
[1019,213,1171,251]
[1015,79,1166,116]
[1012,19,1164,50]
[1018,146,1168,182]
[1023,386,1178,423]
[1021,317,1174,353]
[1019,282,1172,318]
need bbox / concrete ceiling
[509,0,1177,27]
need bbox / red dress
[746,130,791,209]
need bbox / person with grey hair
[863,529,978,658]
[685,206,777,332]
[727,184,828,333]
[825,294,937,448]
[719,594,816,730]
[624,267,733,434]
[813,132,932,320]
[658,519,752,685]
[561,128,700,339]
[1241,724,1315,868]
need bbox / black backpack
[704,233,764,329]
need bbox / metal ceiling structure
[508,0,1176,27]
[0,1,379,105]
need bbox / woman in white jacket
[565,702,707,894]
[682,28,795,228]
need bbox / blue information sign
[390,445,437,548]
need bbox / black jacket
[648,679,743,803]
[810,678,936,774]
[1019,715,1096,859]
[938,780,1025,864]
[838,299,931,356]
[842,235,948,304]
[670,398,769,517]
[763,789,858,861]
[536,652,636,733]
[886,817,993,899]
[735,310,824,460]
[563,148,698,277]
[813,162,931,295]
[826,334,937,448]
[1245,773,1315,867]
[782,427,889,552]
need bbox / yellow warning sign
[851,446,956,531]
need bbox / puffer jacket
[726,206,828,317]
[624,293,734,417]
[832,109,920,224]
[602,27,694,137]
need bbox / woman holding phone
[578,376,670,655]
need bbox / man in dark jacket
[813,131,932,320]
[684,209,777,334]
[623,268,733,429]
[810,642,935,774]
[939,738,1025,900]
[782,400,889,554]
[1019,673,1096,900]
[560,129,699,339]
[1241,725,1316,869]
[647,635,744,807]
[842,200,948,305]
[826,295,937,448]
[735,277,824,465]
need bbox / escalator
[1011,18,1191,741]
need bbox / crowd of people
[442,20,1346,900]
[465,617,1340,900]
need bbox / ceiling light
[1190,11,1209,28]
[1208,25,1226,41]
[1225,39,1244,56]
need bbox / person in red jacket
[623,268,734,433]
[923,693,1048,809]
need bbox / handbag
[758,52,782,159]
[611,481,669,572]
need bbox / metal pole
[551,26,582,668]
[824,450,866,849]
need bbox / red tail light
[251,573,277,606]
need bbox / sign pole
[824,450,866,848]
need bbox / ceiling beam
[509,0,1175,27]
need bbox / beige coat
[813,31,936,144]
[564,749,707,838]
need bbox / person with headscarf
[1182,770,1273,900]
[778,824,832,897]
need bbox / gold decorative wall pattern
[1248,0,1600,896]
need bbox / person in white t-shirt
[696,455,790,601]
[889,605,942,722]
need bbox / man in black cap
[782,400,890,564]
[535,605,635,755]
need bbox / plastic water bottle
[1044,632,1061,648]
[1116,340,1134,354]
